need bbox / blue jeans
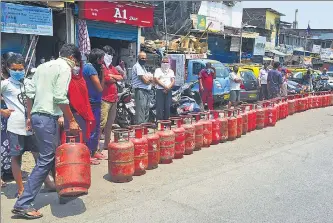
[86,103,101,156]
[14,113,59,209]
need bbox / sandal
[12,207,43,219]
[90,158,100,165]
[93,152,107,160]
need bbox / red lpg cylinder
[108,129,134,183]
[227,109,237,141]
[262,101,270,127]
[250,104,257,131]
[141,123,160,170]
[129,125,148,176]
[312,93,318,108]
[55,132,91,197]
[330,91,333,106]
[318,93,323,108]
[287,95,296,115]
[276,98,284,120]
[294,94,301,112]
[240,106,248,135]
[157,120,175,164]
[180,115,195,155]
[303,94,309,111]
[283,97,289,119]
[267,102,277,127]
[217,110,228,142]
[199,112,213,147]
[298,94,306,112]
[170,117,186,159]
[256,103,265,130]
[324,92,330,107]
[190,113,203,151]
[307,93,313,110]
[210,111,222,145]
[235,108,243,138]
[246,104,254,132]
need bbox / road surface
[1,106,333,223]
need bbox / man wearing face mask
[199,62,216,110]
[98,45,123,152]
[12,44,80,219]
[132,51,153,124]
[154,56,175,120]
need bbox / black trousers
[260,84,269,100]
[156,89,172,121]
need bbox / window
[192,62,205,75]
[212,63,229,78]
[240,71,256,81]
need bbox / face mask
[161,63,170,71]
[72,66,80,75]
[104,54,113,67]
[9,69,25,81]
[139,59,146,66]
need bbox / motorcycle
[170,80,203,115]
[115,83,135,128]
[313,76,331,92]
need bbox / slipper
[12,207,43,219]
[93,152,107,160]
[90,158,100,165]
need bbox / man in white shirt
[259,63,269,100]
[0,54,55,200]
[154,56,175,120]
[228,65,242,108]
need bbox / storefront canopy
[269,49,286,57]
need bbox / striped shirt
[131,62,152,90]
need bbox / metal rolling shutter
[86,20,138,42]
[1,33,29,54]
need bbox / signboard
[79,1,154,28]
[253,36,266,56]
[320,48,333,61]
[230,37,240,52]
[1,2,53,36]
[312,44,321,54]
[185,53,207,60]
[197,15,206,31]
[206,16,224,32]
[303,57,312,66]
[168,54,186,86]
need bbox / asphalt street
[1,106,333,223]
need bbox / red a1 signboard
[79,1,154,28]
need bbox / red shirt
[199,68,214,91]
[102,64,121,103]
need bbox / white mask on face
[104,54,113,67]
[72,66,81,75]
[161,63,170,71]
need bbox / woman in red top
[98,46,123,151]
[199,62,216,110]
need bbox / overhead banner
[79,1,154,28]
[230,37,240,52]
[1,2,53,36]
[167,54,186,86]
[253,36,266,56]
[312,44,321,54]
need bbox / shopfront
[1,2,53,57]
[78,1,154,69]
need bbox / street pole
[163,1,168,53]
[239,23,243,63]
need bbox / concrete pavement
[1,106,333,223]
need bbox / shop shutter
[86,20,138,42]
[1,33,29,55]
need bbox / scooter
[313,76,331,92]
[115,83,136,128]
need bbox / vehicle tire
[116,108,134,128]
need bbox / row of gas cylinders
[53,92,333,197]
[107,92,333,183]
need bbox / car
[238,68,259,101]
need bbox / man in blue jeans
[12,44,81,219]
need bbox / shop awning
[269,49,286,57]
